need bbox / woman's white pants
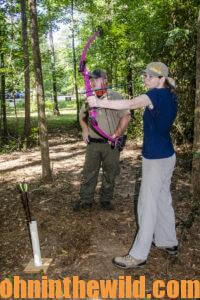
[129,154,178,260]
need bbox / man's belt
[89,137,108,144]
[88,135,127,151]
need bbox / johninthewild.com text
[0,275,199,299]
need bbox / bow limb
[89,109,116,143]
[79,28,117,144]
[79,31,100,97]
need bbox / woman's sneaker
[112,254,146,269]
[152,242,178,255]
[164,245,178,255]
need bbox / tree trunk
[127,65,134,112]
[0,52,7,141]
[28,0,52,182]
[10,9,19,138]
[192,10,200,201]
[49,25,60,116]
[127,65,133,98]
[20,0,31,143]
[126,51,134,122]
[12,90,19,136]
[71,0,79,123]
[114,65,118,90]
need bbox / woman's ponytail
[165,77,176,95]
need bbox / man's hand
[114,135,127,152]
[87,95,99,107]
[82,128,90,144]
[112,114,131,139]
[111,133,118,139]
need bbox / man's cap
[89,69,107,79]
[142,62,176,87]
[142,62,169,77]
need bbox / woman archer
[87,62,178,269]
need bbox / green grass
[6,99,78,115]
[5,99,79,135]
[6,108,78,137]
[46,111,78,132]
[0,99,83,152]
[0,110,78,153]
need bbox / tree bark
[192,10,200,201]
[0,52,7,141]
[28,0,52,182]
[126,64,134,119]
[127,65,133,97]
[49,25,60,116]
[71,0,79,123]
[20,0,31,143]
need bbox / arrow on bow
[79,26,117,145]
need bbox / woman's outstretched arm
[87,94,152,110]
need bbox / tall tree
[20,0,31,144]
[71,0,79,123]
[28,0,52,182]
[0,11,7,141]
[49,24,60,116]
[192,9,200,201]
[0,52,7,141]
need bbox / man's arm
[112,113,131,138]
[79,106,90,144]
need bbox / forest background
[0,0,200,289]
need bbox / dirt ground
[0,130,199,299]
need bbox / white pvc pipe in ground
[29,220,42,267]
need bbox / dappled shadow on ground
[0,133,199,296]
[0,150,86,174]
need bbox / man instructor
[73,69,131,211]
